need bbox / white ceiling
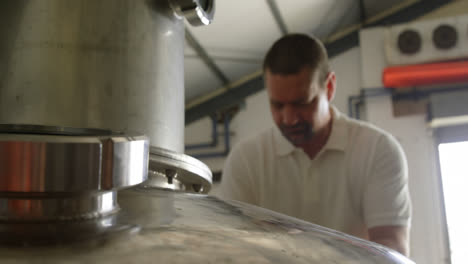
[183,0,406,103]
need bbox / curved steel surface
[0,191,119,221]
[0,188,414,264]
[0,127,149,192]
[170,0,215,26]
[0,125,149,221]
[148,146,213,193]
[0,124,114,136]
[0,0,185,152]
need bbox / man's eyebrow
[291,98,308,104]
[292,95,317,105]
[269,98,282,103]
[270,96,316,105]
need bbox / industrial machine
[0,1,414,263]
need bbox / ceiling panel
[276,0,339,36]
[216,60,262,86]
[186,0,283,54]
[184,56,223,101]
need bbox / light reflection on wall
[438,141,468,264]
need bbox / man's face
[265,67,334,147]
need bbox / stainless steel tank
[0,127,412,263]
[0,1,414,263]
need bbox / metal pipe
[0,0,186,152]
[347,95,362,117]
[348,86,468,119]
[192,114,231,159]
[347,88,392,117]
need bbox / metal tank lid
[0,187,415,264]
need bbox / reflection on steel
[0,211,139,246]
[0,125,149,221]
[0,0,185,152]
[0,125,149,192]
[147,146,212,193]
[0,188,415,263]
[0,124,114,136]
[170,0,215,26]
[0,191,118,222]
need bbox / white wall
[358,2,468,261]
[365,96,448,264]
[361,24,447,264]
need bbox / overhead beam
[186,0,454,125]
[185,29,230,85]
[266,0,289,35]
[185,70,263,124]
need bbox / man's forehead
[266,72,320,100]
[266,67,321,84]
[268,86,320,105]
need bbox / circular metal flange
[145,146,212,193]
[169,0,215,26]
[0,124,149,221]
[0,124,149,192]
[0,124,113,136]
[0,191,119,221]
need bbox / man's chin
[291,141,308,148]
[284,135,307,146]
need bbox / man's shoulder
[341,117,404,162]
[224,127,276,172]
[332,107,391,142]
[234,127,274,149]
[229,127,275,156]
[343,116,395,142]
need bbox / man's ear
[325,72,336,101]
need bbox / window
[438,140,468,264]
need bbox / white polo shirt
[218,107,411,239]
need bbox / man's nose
[282,105,299,125]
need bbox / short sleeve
[216,143,257,204]
[363,133,412,228]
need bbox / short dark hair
[263,33,330,85]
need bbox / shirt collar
[274,105,348,157]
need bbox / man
[218,33,412,256]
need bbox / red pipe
[383,60,468,88]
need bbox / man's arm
[216,143,257,204]
[363,132,412,256]
[368,225,410,256]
